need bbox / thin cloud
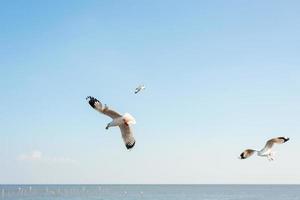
[17,150,77,164]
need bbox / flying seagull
[86,96,136,150]
[239,137,289,161]
[134,85,145,94]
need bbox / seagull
[134,85,145,94]
[86,96,136,149]
[239,137,289,161]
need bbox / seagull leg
[105,124,110,130]
[267,154,271,161]
[267,154,274,161]
[270,152,275,161]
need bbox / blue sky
[0,0,300,184]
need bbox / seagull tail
[123,113,136,124]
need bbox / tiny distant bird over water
[86,96,136,150]
[239,137,289,161]
[134,85,145,94]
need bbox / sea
[0,185,299,200]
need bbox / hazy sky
[1,0,300,184]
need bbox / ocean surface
[0,185,299,200]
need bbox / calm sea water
[0,185,299,200]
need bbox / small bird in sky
[134,84,145,94]
[239,137,289,161]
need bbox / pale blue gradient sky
[1,0,300,184]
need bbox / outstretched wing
[102,105,122,119]
[260,137,289,152]
[119,124,135,149]
[86,96,122,119]
[239,149,256,159]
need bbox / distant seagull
[86,96,136,149]
[134,84,145,94]
[239,137,289,161]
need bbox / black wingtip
[240,152,246,159]
[126,141,135,150]
[86,96,99,109]
[279,137,290,143]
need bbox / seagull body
[134,85,145,94]
[86,96,136,149]
[239,137,289,161]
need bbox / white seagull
[134,85,145,94]
[239,137,289,161]
[86,96,136,149]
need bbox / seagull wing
[239,149,256,159]
[119,124,135,149]
[102,106,122,119]
[87,96,122,119]
[260,137,290,152]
